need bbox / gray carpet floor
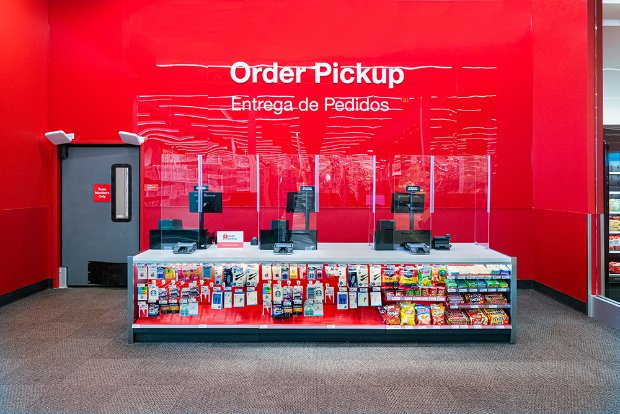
[0,288,619,414]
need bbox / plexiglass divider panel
[318,155,374,244]
[200,154,258,241]
[258,154,317,250]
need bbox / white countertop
[131,243,512,264]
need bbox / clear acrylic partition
[258,154,317,237]
[155,150,200,247]
[374,155,433,234]
[318,155,374,244]
[432,155,490,244]
[200,154,258,239]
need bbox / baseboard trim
[0,279,53,308]
[518,279,586,313]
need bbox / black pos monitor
[259,185,318,252]
[188,188,223,249]
[374,185,431,253]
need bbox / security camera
[119,131,146,145]
[45,130,74,145]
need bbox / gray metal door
[61,146,140,286]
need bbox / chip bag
[430,303,446,325]
[415,304,431,325]
[400,303,416,325]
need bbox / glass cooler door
[605,130,620,302]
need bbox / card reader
[173,242,197,254]
[402,242,430,255]
[273,242,294,255]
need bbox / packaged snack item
[418,266,432,287]
[483,308,510,325]
[446,280,458,289]
[447,293,463,304]
[498,280,509,288]
[445,309,468,325]
[475,279,487,288]
[400,303,416,325]
[466,309,488,325]
[379,304,401,325]
[464,293,485,304]
[430,303,446,325]
[485,279,499,288]
[415,304,431,325]
[485,293,508,304]
[382,265,399,286]
[399,266,417,288]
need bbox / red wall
[0,0,51,295]
[37,0,596,302]
[531,0,595,302]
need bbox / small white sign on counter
[217,231,244,248]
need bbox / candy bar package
[261,264,272,280]
[466,309,488,325]
[347,266,358,288]
[246,264,259,287]
[400,303,416,325]
[445,309,468,325]
[272,265,282,281]
[464,293,485,305]
[357,265,369,287]
[379,304,401,325]
[483,308,510,325]
[430,303,446,325]
[370,265,382,287]
[415,304,431,325]
[485,293,508,304]
[289,264,298,280]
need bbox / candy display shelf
[128,243,516,343]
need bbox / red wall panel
[0,0,51,293]
[43,0,595,301]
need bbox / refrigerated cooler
[604,127,620,302]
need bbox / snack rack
[128,243,516,343]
